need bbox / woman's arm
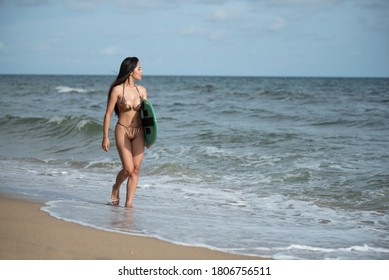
[102,87,119,152]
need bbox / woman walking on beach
[102,57,148,208]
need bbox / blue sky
[1,0,388,77]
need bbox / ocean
[0,74,388,259]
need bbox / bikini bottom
[116,122,143,141]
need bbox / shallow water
[1,75,388,259]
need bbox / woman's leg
[115,125,144,208]
[125,133,144,208]
[111,169,128,204]
[113,124,133,205]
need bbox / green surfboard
[141,99,157,146]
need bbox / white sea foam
[76,119,90,130]
[48,116,67,124]
[56,86,95,93]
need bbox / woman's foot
[109,184,120,206]
[125,202,134,208]
[107,199,120,206]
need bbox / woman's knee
[123,167,133,177]
[123,166,140,177]
[133,165,141,176]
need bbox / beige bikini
[116,84,143,141]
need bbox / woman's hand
[102,138,110,152]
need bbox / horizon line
[0,73,388,79]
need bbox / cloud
[4,0,389,13]
[179,25,206,37]
[0,0,104,11]
[62,0,107,11]
[12,0,50,7]
[99,45,123,56]
[363,0,389,10]
[113,0,180,10]
[34,42,50,51]
[179,25,228,42]
[253,0,342,8]
[211,9,227,21]
[268,16,285,31]
[206,1,247,23]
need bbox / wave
[56,86,96,93]
[259,89,317,102]
[311,117,389,129]
[245,244,389,259]
[283,244,389,254]
[0,115,102,158]
[1,115,101,135]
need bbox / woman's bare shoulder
[137,84,147,91]
[137,85,148,98]
[111,84,122,97]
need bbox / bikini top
[117,84,142,113]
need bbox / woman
[102,57,148,208]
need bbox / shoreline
[0,193,266,260]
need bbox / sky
[0,0,388,77]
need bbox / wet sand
[0,194,265,260]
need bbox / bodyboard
[141,99,157,146]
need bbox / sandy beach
[0,193,264,260]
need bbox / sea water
[0,74,388,259]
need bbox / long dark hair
[108,57,139,116]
